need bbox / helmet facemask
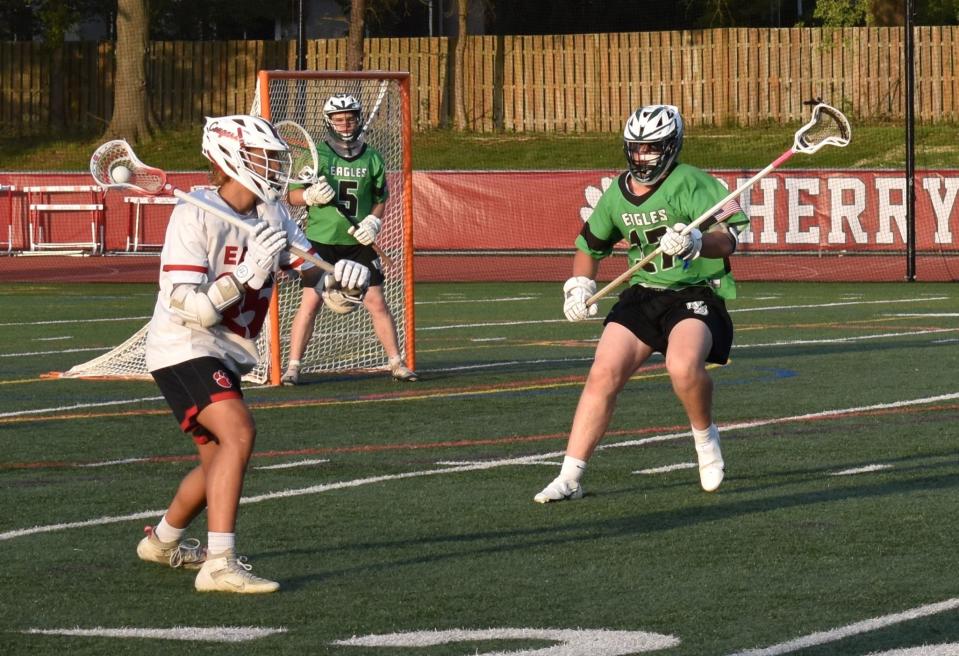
[622,105,684,185]
[323,93,363,144]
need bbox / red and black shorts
[151,357,243,444]
[605,285,735,365]
[309,241,385,287]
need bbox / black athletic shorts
[605,285,735,365]
[151,356,243,444]
[309,241,385,287]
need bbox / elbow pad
[169,276,244,328]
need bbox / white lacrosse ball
[110,165,132,184]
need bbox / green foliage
[813,0,868,27]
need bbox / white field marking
[0,395,163,419]
[831,464,894,476]
[633,462,697,475]
[435,460,557,467]
[417,295,539,305]
[4,392,958,544]
[255,458,330,470]
[77,457,147,468]
[471,337,508,342]
[725,597,959,656]
[864,645,959,656]
[0,315,149,328]
[734,327,958,349]
[886,313,959,318]
[932,338,959,344]
[333,627,680,655]
[420,318,591,331]
[0,346,108,358]
[729,296,949,314]
[33,336,72,342]
[752,296,783,300]
[426,356,594,373]
[23,626,287,643]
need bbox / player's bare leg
[136,465,207,569]
[282,288,323,385]
[364,285,417,381]
[665,318,724,492]
[535,323,653,503]
[191,399,279,593]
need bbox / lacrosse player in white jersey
[137,114,370,593]
[534,104,749,504]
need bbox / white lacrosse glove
[302,176,335,206]
[350,214,382,246]
[562,276,598,322]
[234,221,287,290]
[319,273,364,315]
[659,222,703,262]
[333,258,371,293]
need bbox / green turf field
[0,280,957,655]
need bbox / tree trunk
[347,0,367,71]
[453,0,468,131]
[102,0,156,142]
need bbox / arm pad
[169,276,244,328]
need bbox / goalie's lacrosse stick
[276,120,393,267]
[89,139,333,272]
[586,102,851,306]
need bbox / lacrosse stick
[586,102,851,306]
[276,119,393,267]
[89,139,333,272]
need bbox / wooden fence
[1,26,957,135]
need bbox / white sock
[559,455,588,482]
[154,516,185,543]
[287,359,301,371]
[208,532,235,555]
[388,354,403,368]
[692,423,719,446]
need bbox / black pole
[904,0,916,281]
[297,0,306,70]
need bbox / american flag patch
[714,199,742,221]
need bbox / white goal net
[61,70,414,385]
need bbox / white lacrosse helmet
[201,115,292,204]
[323,93,363,143]
[622,104,684,185]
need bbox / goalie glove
[234,221,287,290]
[302,176,335,206]
[349,214,382,246]
[562,276,598,322]
[659,222,703,262]
[333,258,371,292]
[319,273,365,315]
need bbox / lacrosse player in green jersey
[282,93,417,384]
[535,104,750,503]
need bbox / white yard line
[725,597,959,656]
[23,626,287,643]
[3,392,957,543]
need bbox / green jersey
[576,163,749,299]
[294,140,389,245]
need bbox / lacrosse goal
[61,70,414,385]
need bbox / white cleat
[194,549,279,594]
[280,368,300,386]
[533,477,584,504]
[136,525,206,570]
[390,363,419,382]
[696,434,725,493]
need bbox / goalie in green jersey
[534,104,750,503]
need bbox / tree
[103,0,156,142]
[452,0,468,130]
[347,0,367,70]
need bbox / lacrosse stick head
[794,103,851,155]
[276,120,319,184]
[90,140,168,194]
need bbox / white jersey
[145,189,315,376]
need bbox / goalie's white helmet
[201,115,292,204]
[623,104,684,185]
[323,93,363,143]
